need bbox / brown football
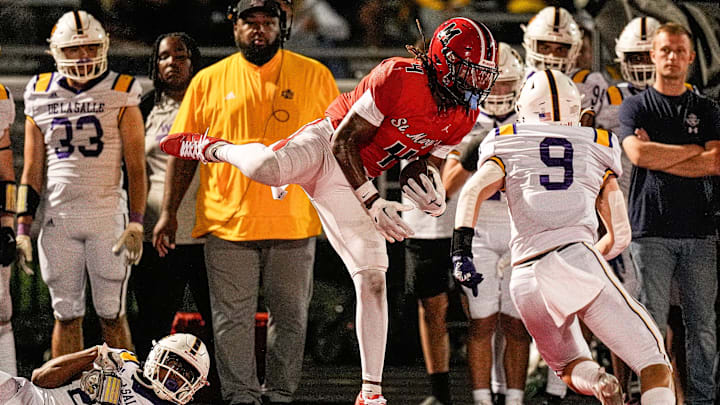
[399,159,433,192]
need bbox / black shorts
[404,238,453,299]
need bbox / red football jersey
[326,57,479,178]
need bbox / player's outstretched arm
[154,156,198,257]
[595,176,630,260]
[451,161,504,296]
[31,345,99,388]
[331,112,414,243]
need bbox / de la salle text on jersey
[48,101,105,115]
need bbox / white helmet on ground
[615,16,661,88]
[515,69,581,126]
[48,10,109,82]
[480,42,525,116]
[143,333,210,405]
[522,6,582,73]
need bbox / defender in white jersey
[0,80,17,377]
[452,70,675,404]
[0,333,210,405]
[523,6,608,125]
[18,10,147,358]
[443,43,529,405]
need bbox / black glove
[0,226,17,267]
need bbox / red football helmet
[428,17,499,110]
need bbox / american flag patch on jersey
[539,112,552,121]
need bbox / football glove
[367,197,414,243]
[94,343,125,372]
[452,255,484,297]
[15,234,34,275]
[402,165,446,217]
[0,226,16,267]
[112,222,143,266]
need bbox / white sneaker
[355,392,387,405]
[591,368,624,405]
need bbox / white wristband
[353,181,379,204]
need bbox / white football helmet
[615,16,661,88]
[522,7,582,73]
[144,333,210,405]
[516,69,581,126]
[480,43,525,116]
[48,10,109,82]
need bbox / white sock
[0,323,17,376]
[472,388,492,404]
[569,360,601,396]
[352,271,388,383]
[505,388,524,403]
[214,143,282,186]
[361,383,382,398]
[641,387,675,405]
[546,367,568,397]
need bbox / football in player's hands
[399,159,433,192]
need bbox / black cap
[234,0,282,20]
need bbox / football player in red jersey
[161,17,499,404]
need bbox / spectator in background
[283,0,351,77]
[0,77,17,376]
[152,1,339,404]
[596,16,661,403]
[18,10,146,358]
[442,43,529,405]
[619,22,720,405]
[130,32,212,363]
[414,0,473,34]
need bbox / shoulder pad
[593,128,613,147]
[111,74,136,93]
[606,86,624,106]
[572,69,591,83]
[497,123,516,136]
[34,73,54,92]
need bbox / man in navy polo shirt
[619,22,720,405]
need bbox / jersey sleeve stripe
[34,73,54,92]
[498,123,515,135]
[489,156,505,173]
[572,69,591,83]
[606,86,623,105]
[119,350,140,365]
[593,128,612,147]
[603,169,617,182]
[544,70,561,122]
[0,84,8,100]
[25,115,41,130]
[112,74,135,93]
[117,106,127,122]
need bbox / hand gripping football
[399,159,433,192]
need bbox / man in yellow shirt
[153,1,339,404]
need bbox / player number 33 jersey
[23,71,141,217]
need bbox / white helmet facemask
[144,334,210,405]
[48,10,109,82]
[615,16,661,88]
[480,42,525,116]
[515,69,582,126]
[522,6,582,74]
